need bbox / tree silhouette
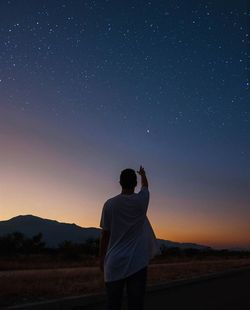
[0,232,45,255]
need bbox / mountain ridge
[0,214,211,250]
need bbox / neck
[121,188,135,195]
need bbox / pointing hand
[137,165,146,176]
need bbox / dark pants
[105,267,147,310]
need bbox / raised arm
[137,165,148,188]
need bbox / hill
[0,215,211,250]
[0,215,100,247]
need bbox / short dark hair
[120,168,137,189]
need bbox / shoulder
[136,187,150,203]
[137,186,150,196]
[104,194,121,208]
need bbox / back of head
[120,168,137,189]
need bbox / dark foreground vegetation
[0,232,99,269]
[155,244,250,263]
[0,232,249,270]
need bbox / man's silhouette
[99,166,159,310]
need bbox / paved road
[81,268,250,310]
[141,269,250,310]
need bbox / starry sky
[0,0,249,249]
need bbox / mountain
[0,215,211,250]
[0,215,100,247]
[157,239,211,250]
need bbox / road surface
[141,268,250,310]
[81,268,250,310]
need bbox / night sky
[0,0,249,249]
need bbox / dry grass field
[1,258,250,307]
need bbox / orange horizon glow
[0,111,249,250]
[1,210,249,249]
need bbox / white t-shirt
[100,187,159,282]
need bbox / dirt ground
[1,258,250,307]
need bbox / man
[99,166,159,310]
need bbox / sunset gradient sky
[0,0,249,249]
